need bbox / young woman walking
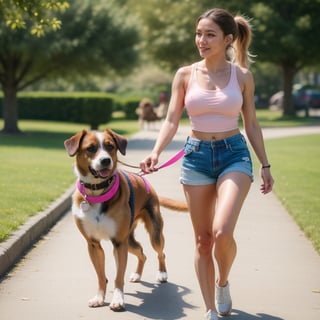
[140,8,274,320]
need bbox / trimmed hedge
[117,97,142,120]
[0,92,144,127]
[19,92,114,129]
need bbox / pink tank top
[184,63,243,133]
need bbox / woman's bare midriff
[190,128,240,141]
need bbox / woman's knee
[213,229,235,250]
[195,233,213,255]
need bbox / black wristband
[262,164,271,169]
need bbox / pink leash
[139,148,185,176]
[76,149,185,206]
[158,148,185,170]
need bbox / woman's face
[195,18,228,58]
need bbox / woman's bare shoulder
[173,64,193,88]
[235,64,254,91]
[235,64,253,80]
[176,64,193,78]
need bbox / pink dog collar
[77,171,120,204]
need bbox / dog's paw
[88,290,105,307]
[156,271,168,283]
[129,272,141,282]
[109,288,125,311]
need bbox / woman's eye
[87,145,97,153]
[196,32,215,38]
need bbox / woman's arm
[140,66,189,173]
[239,67,274,194]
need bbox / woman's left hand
[260,168,274,194]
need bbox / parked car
[294,89,320,110]
[269,89,320,110]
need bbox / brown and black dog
[64,128,187,311]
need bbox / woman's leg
[183,184,217,312]
[213,172,251,287]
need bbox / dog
[64,128,187,311]
[136,98,162,130]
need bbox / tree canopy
[128,0,320,115]
[249,0,320,114]
[0,0,140,133]
[0,0,69,36]
[1,0,319,132]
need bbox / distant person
[140,8,274,320]
[155,92,168,120]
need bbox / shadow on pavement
[124,281,195,319]
[232,309,284,320]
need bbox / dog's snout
[100,157,111,167]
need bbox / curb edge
[0,185,74,278]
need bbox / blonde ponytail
[233,15,254,68]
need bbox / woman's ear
[224,34,233,46]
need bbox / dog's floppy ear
[107,129,128,156]
[64,130,87,157]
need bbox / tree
[126,0,206,71]
[0,0,69,36]
[128,0,320,116]
[0,0,140,133]
[249,1,320,115]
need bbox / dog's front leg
[87,239,107,307]
[109,240,128,311]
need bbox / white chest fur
[72,203,117,240]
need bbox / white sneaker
[204,309,219,320]
[215,282,232,316]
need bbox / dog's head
[64,129,127,182]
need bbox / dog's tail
[159,196,188,212]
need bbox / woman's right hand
[140,152,159,174]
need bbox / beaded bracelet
[262,164,271,169]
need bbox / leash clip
[137,170,144,176]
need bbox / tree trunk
[1,86,21,134]
[282,64,296,117]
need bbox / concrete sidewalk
[0,126,319,319]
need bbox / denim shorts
[180,133,253,185]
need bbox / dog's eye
[105,144,114,152]
[87,145,97,153]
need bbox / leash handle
[139,148,185,176]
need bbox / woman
[140,8,274,320]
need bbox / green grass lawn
[1,111,320,254]
[264,134,320,253]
